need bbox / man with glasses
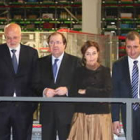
[38,32,81,140]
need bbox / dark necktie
[132,60,139,110]
[11,49,18,73]
[53,59,59,81]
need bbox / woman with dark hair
[68,41,113,140]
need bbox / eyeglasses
[49,41,63,45]
[5,36,20,41]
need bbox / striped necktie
[132,60,139,110]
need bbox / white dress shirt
[9,45,20,64]
[8,44,21,97]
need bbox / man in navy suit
[39,32,81,140]
[112,31,140,140]
[0,23,39,140]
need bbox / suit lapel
[56,53,67,83]
[17,45,26,74]
[123,56,132,97]
[2,44,15,74]
[47,55,53,79]
[41,55,54,82]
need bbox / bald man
[0,23,39,140]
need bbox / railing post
[126,101,132,140]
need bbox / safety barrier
[0,97,139,140]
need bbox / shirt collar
[128,55,140,64]
[9,44,20,52]
[52,52,64,63]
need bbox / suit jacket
[0,43,39,114]
[39,53,81,124]
[112,56,132,130]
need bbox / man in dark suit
[112,31,140,140]
[0,23,39,140]
[39,32,81,140]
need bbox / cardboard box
[13,15,22,19]
[120,13,133,18]
[28,15,37,19]
[43,23,54,28]
[0,17,6,20]
[121,0,132,1]
[120,24,129,28]
[73,24,82,29]
[26,24,35,29]
[42,13,53,19]
[138,15,140,18]
[0,25,5,29]
[105,0,117,1]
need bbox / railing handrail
[0,96,139,103]
[0,96,137,140]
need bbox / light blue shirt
[43,52,68,97]
[52,53,64,82]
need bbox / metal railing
[0,97,139,140]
